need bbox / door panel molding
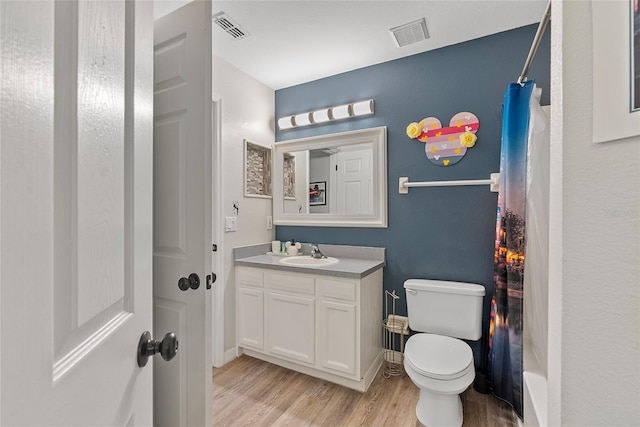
[53,311,131,382]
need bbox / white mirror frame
[273,126,387,228]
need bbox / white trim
[241,348,381,392]
[223,348,237,365]
[547,4,563,424]
[211,96,225,367]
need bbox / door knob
[137,331,178,367]
[177,273,200,291]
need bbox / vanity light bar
[277,99,374,130]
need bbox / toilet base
[415,388,463,427]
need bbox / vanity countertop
[235,253,385,279]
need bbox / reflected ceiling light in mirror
[277,99,374,130]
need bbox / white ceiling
[156,1,548,90]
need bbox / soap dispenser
[286,240,301,256]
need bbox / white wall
[213,56,274,353]
[549,1,640,425]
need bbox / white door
[334,146,373,214]
[153,2,212,427]
[1,1,154,425]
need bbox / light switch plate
[225,216,237,232]
[266,215,273,230]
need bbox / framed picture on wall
[309,181,326,206]
[592,1,640,143]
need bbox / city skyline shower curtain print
[488,80,535,418]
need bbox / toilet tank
[404,279,485,340]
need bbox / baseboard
[214,347,238,368]
[223,347,237,365]
[242,348,372,392]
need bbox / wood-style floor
[213,355,517,427]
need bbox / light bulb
[294,113,311,127]
[352,99,374,116]
[311,108,331,123]
[331,104,351,120]
[278,116,295,130]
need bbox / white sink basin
[279,256,339,267]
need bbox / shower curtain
[488,80,538,418]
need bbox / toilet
[403,279,485,427]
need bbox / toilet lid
[405,334,474,380]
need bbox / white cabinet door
[319,300,357,375]
[0,1,153,425]
[237,287,264,349]
[267,292,315,364]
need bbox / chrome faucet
[310,244,326,259]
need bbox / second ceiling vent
[390,18,429,48]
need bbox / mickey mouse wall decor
[406,112,479,167]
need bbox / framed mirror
[273,126,387,228]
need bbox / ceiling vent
[389,18,429,47]
[213,12,249,40]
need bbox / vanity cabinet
[235,266,383,392]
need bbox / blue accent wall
[275,25,550,364]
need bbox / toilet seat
[405,334,474,380]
